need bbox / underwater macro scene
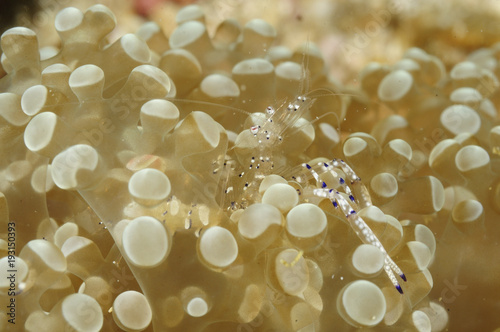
[1,0,500,331]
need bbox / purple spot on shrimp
[396,285,403,294]
[349,195,355,202]
[305,164,311,169]
[322,182,327,188]
[401,274,407,282]
[339,178,345,185]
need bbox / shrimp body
[223,95,315,209]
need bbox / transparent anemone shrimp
[217,90,407,294]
